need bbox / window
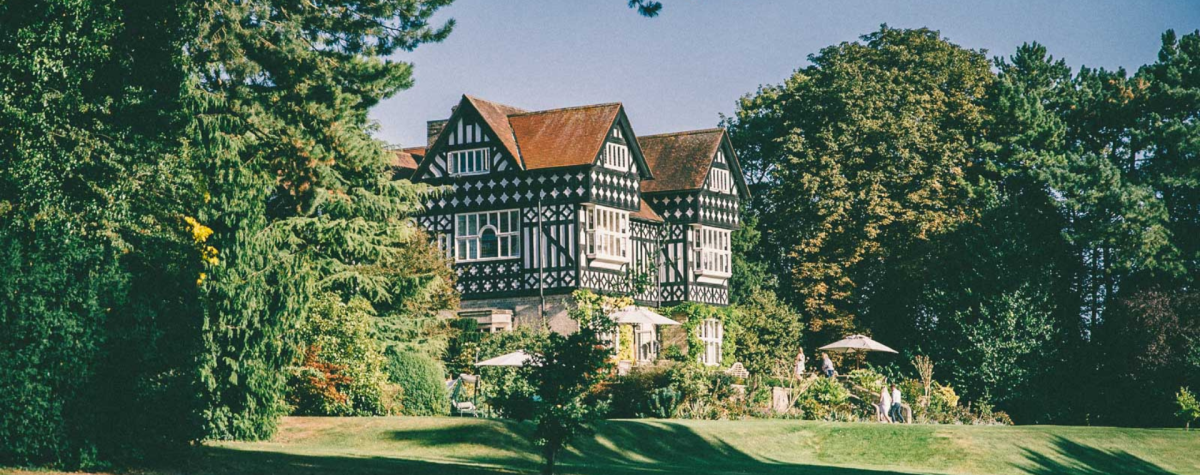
[451,147,489,176]
[698,319,723,366]
[693,225,731,278]
[612,127,622,139]
[583,204,630,265]
[604,142,631,172]
[714,150,726,165]
[455,209,520,261]
[708,167,733,194]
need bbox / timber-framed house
[396,95,749,335]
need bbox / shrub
[289,295,395,416]
[1178,387,1200,430]
[385,350,449,416]
[598,364,673,418]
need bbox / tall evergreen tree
[185,0,454,439]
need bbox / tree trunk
[542,443,557,475]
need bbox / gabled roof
[463,95,526,167]
[507,103,622,170]
[638,129,724,193]
[422,95,653,177]
[638,128,750,197]
[631,198,664,223]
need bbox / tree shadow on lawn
[1020,436,1177,475]
[387,419,917,475]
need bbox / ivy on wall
[662,302,740,368]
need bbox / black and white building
[396,95,749,336]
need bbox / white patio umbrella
[819,334,898,354]
[475,350,538,367]
[610,306,681,326]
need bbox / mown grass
[5,416,1199,474]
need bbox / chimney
[427,119,448,147]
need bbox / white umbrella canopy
[475,350,538,367]
[819,334,898,354]
[610,306,681,326]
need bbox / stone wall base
[458,294,579,334]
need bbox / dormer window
[451,147,489,176]
[604,142,631,172]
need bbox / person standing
[794,349,807,379]
[821,352,836,378]
[890,384,904,423]
[878,383,893,423]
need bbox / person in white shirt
[794,349,807,379]
[821,353,836,378]
[878,383,893,423]
[890,384,904,423]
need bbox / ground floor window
[697,318,723,366]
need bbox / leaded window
[455,209,520,261]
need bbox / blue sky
[370,0,1200,148]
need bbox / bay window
[455,209,520,261]
[692,225,731,278]
[583,204,629,266]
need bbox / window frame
[697,318,723,366]
[583,204,630,265]
[603,142,631,172]
[692,225,732,278]
[450,147,490,176]
[454,209,521,262]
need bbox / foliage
[0,0,203,466]
[474,328,549,420]
[934,286,1066,420]
[525,290,622,475]
[735,26,993,344]
[385,350,449,416]
[1095,288,1200,426]
[731,289,804,376]
[288,295,395,416]
[1177,388,1200,431]
[662,302,739,367]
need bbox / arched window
[480,227,499,259]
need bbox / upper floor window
[612,127,623,139]
[584,204,629,265]
[708,167,734,195]
[693,225,731,278]
[604,142,631,172]
[714,150,727,165]
[698,318,723,366]
[455,209,520,261]
[451,148,489,176]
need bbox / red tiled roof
[631,198,664,223]
[508,103,622,170]
[464,95,527,167]
[638,129,724,193]
[391,146,425,170]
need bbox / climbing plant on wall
[662,303,740,368]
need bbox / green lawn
[6,416,1200,475]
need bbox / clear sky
[370,0,1200,148]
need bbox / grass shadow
[384,419,917,475]
[1020,436,1176,475]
